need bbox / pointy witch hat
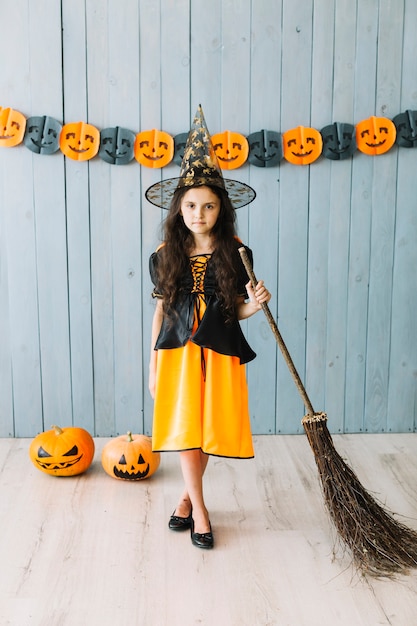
[145,105,256,209]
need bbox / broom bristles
[302,412,417,577]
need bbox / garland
[1,105,417,168]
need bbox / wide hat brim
[145,176,256,209]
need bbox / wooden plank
[364,1,403,433]
[82,0,120,436]
[276,0,314,433]
[61,0,95,433]
[344,0,379,433]
[246,0,282,434]
[324,0,357,433]
[139,0,165,435]
[388,0,417,433]
[0,160,14,436]
[0,0,43,437]
[305,0,334,418]
[28,0,73,429]
[190,0,222,128]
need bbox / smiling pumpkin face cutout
[134,129,174,168]
[247,130,282,167]
[321,122,356,160]
[24,116,62,155]
[212,130,248,170]
[60,121,100,161]
[0,107,26,147]
[356,116,396,155]
[99,126,135,165]
[283,126,322,165]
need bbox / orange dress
[152,254,254,459]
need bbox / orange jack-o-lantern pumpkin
[356,116,396,155]
[60,121,100,161]
[212,130,249,170]
[283,126,323,165]
[0,107,26,147]
[101,432,160,480]
[29,425,95,476]
[134,129,174,168]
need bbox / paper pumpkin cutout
[247,130,282,167]
[283,126,322,165]
[212,130,249,169]
[99,126,135,165]
[0,107,26,147]
[60,121,100,161]
[134,129,174,168]
[356,116,396,155]
[24,116,62,155]
[393,110,417,148]
[173,132,188,165]
[320,122,356,160]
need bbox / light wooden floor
[1,433,417,626]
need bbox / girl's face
[179,186,221,238]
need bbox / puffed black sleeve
[149,251,163,298]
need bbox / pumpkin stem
[52,425,64,435]
[126,431,133,442]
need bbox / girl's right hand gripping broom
[239,247,417,578]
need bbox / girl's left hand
[246,280,271,307]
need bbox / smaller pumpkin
[134,129,174,168]
[101,432,160,480]
[356,116,396,155]
[29,425,95,476]
[212,130,249,169]
[283,126,323,165]
[0,106,26,147]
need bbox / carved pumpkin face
[283,126,322,165]
[101,432,160,481]
[321,122,356,160]
[134,129,174,168]
[60,121,100,161]
[99,126,135,164]
[24,116,62,155]
[393,110,417,148]
[173,132,188,165]
[212,130,249,169]
[0,107,26,147]
[247,130,282,167]
[29,425,95,476]
[356,116,396,155]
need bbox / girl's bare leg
[175,450,210,533]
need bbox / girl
[148,181,271,549]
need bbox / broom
[239,247,417,577]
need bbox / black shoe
[168,510,192,531]
[190,518,214,549]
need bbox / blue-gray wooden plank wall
[0,0,416,437]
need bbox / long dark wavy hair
[156,184,240,322]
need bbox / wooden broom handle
[238,247,315,416]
